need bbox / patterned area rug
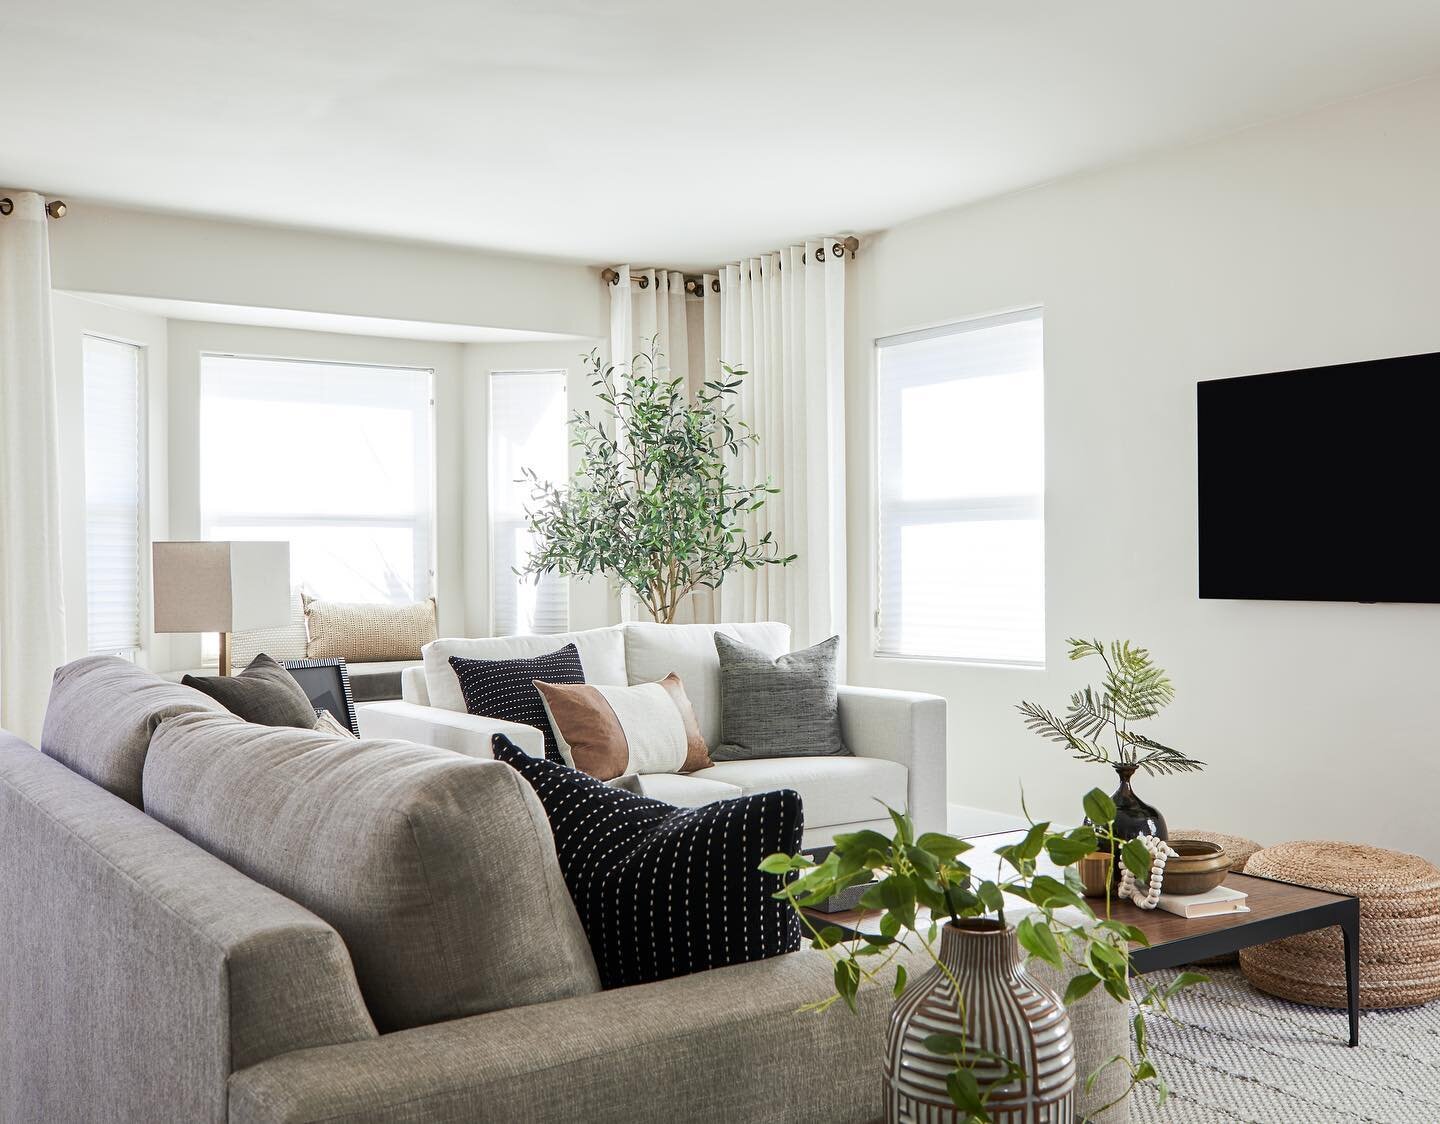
[1127,968,1440,1123]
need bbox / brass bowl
[1163,839,1231,895]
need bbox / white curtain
[0,192,68,743]
[716,242,846,649]
[608,266,720,396]
[605,245,847,645]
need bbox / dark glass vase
[1110,763,1167,842]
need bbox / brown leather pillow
[534,674,711,780]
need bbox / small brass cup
[1078,851,1114,898]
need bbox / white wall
[48,203,606,338]
[50,293,174,670]
[846,75,1440,859]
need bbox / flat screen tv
[1197,351,1440,603]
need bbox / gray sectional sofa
[0,656,1128,1123]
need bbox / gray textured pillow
[183,653,317,729]
[712,634,850,760]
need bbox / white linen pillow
[622,622,791,748]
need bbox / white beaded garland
[1117,834,1178,910]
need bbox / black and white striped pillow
[492,733,803,988]
[449,645,584,764]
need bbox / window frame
[872,307,1046,669]
[197,351,437,608]
[487,368,570,636]
[81,332,149,658]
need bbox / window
[490,370,569,635]
[200,355,434,604]
[83,335,145,654]
[876,309,1044,665]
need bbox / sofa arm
[837,685,947,838]
[231,946,912,1124]
[357,700,545,758]
[0,738,376,1124]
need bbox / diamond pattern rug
[1127,968,1440,1123]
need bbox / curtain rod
[602,236,860,289]
[0,198,68,218]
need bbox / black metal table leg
[1340,904,1361,1047]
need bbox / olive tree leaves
[518,344,794,622]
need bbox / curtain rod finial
[46,200,67,219]
[600,267,620,286]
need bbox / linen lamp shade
[152,541,290,674]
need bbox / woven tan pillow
[303,595,438,662]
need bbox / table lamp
[152,541,291,675]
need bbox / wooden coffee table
[803,833,1362,1046]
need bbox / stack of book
[1155,884,1250,918]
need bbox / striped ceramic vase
[885,919,1076,1124]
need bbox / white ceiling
[5,2,1440,268]
[61,292,591,343]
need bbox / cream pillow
[534,674,711,780]
[303,595,437,662]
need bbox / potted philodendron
[518,344,794,623]
[1017,639,1205,846]
[762,793,1205,1123]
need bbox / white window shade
[83,335,144,655]
[200,355,434,605]
[876,309,1045,665]
[490,370,569,635]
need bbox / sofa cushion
[712,634,849,761]
[40,655,226,807]
[450,645,585,764]
[304,595,438,662]
[423,625,627,714]
[630,772,744,808]
[182,653,318,729]
[622,622,791,747]
[493,734,803,989]
[535,674,710,779]
[692,756,909,829]
[143,712,600,1032]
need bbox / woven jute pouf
[1172,830,1264,966]
[1239,840,1440,1009]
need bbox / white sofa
[360,622,947,849]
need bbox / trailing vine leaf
[765,799,1204,1120]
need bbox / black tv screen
[1197,351,1440,603]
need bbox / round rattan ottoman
[1240,840,1440,1010]
[1172,830,1263,966]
